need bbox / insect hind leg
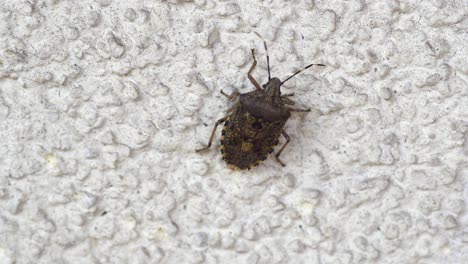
[196,116,228,152]
[282,97,296,105]
[274,130,291,167]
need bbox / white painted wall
[0,0,467,263]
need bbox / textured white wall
[0,0,467,263]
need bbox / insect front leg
[248,49,262,91]
[275,130,291,167]
[195,116,229,152]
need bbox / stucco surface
[0,0,467,263]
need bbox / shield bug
[196,35,324,170]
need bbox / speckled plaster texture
[0,0,467,263]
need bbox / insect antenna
[281,63,325,85]
[253,32,271,80]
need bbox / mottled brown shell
[220,103,287,170]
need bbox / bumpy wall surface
[0,0,467,263]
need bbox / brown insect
[196,36,324,170]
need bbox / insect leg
[282,97,296,105]
[282,93,294,97]
[287,107,311,112]
[195,116,229,152]
[248,49,262,91]
[220,90,240,100]
[275,130,291,167]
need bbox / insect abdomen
[220,106,284,170]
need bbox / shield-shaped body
[220,90,290,170]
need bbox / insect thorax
[239,87,290,122]
[263,77,282,98]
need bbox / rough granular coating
[1,0,467,263]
